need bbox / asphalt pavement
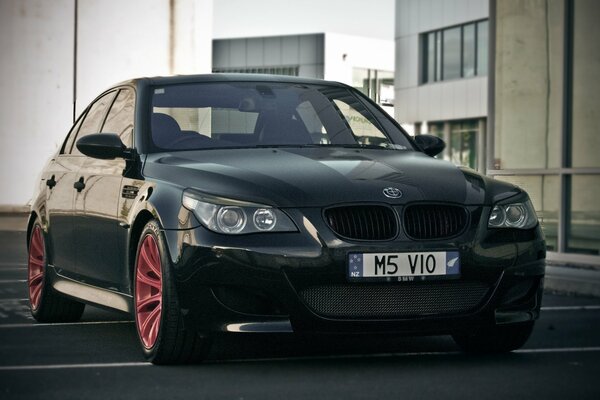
[1,229,599,399]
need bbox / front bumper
[165,206,546,336]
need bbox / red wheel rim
[135,234,163,349]
[28,226,45,310]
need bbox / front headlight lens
[182,190,296,234]
[216,207,246,233]
[253,208,277,231]
[488,199,538,229]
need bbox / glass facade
[421,20,488,84]
[569,175,600,256]
[491,0,600,264]
[476,21,488,76]
[352,68,394,107]
[462,24,476,78]
[495,175,560,252]
[212,66,299,76]
[422,119,483,171]
[442,27,461,80]
[450,120,478,169]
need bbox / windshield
[149,82,414,152]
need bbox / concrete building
[394,0,489,171]
[488,0,600,266]
[0,0,213,206]
[395,0,599,266]
[213,33,395,113]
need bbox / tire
[133,220,211,364]
[28,221,85,322]
[452,321,535,353]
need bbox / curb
[0,205,29,214]
[0,211,28,232]
[544,265,600,298]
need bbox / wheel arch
[128,209,156,289]
[26,212,37,250]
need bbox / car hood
[143,148,518,208]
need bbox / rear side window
[70,91,117,155]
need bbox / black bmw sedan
[28,74,545,364]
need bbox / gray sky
[213,0,395,40]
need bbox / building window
[212,66,299,76]
[421,20,488,84]
[449,120,478,169]
[352,68,394,107]
[423,119,483,171]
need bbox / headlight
[182,190,296,234]
[488,199,538,229]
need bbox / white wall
[213,0,395,40]
[323,33,395,84]
[394,0,488,124]
[0,0,213,206]
[75,0,170,114]
[77,0,213,114]
[0,0,75,207]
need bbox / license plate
[348,251,460,281]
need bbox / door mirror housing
[76,133,128,160]
[414,134,446,157]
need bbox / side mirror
[76,133,128,160]
[414,134,445,157]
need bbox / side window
[60,112,86,154]
[102,89,135,148]
[70,91,117,155]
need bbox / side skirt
[48,266,133,314]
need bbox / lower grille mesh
[299,282,490,318]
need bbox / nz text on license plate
[348,251,460,281]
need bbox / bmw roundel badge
[382,187,403,199]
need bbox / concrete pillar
[477,118,486,172]
[443,121,451,162]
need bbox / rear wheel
[134,220,211,364]
[28,221,85,322]
[452,321,535,353]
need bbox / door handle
[73,177,86,192]
[46,175,56,189]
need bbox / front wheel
[134,220,211,364]
[452,321,535,353]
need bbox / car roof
[111,73,348,90]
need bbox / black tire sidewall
[133,220,177,361]
[29,221,49,318]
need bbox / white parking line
[0,320,134,329]
[515,347,600,354]
[0,362,150,371]
[1,347,599,371]
[0,279,26,284]
[541,305,600,311]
